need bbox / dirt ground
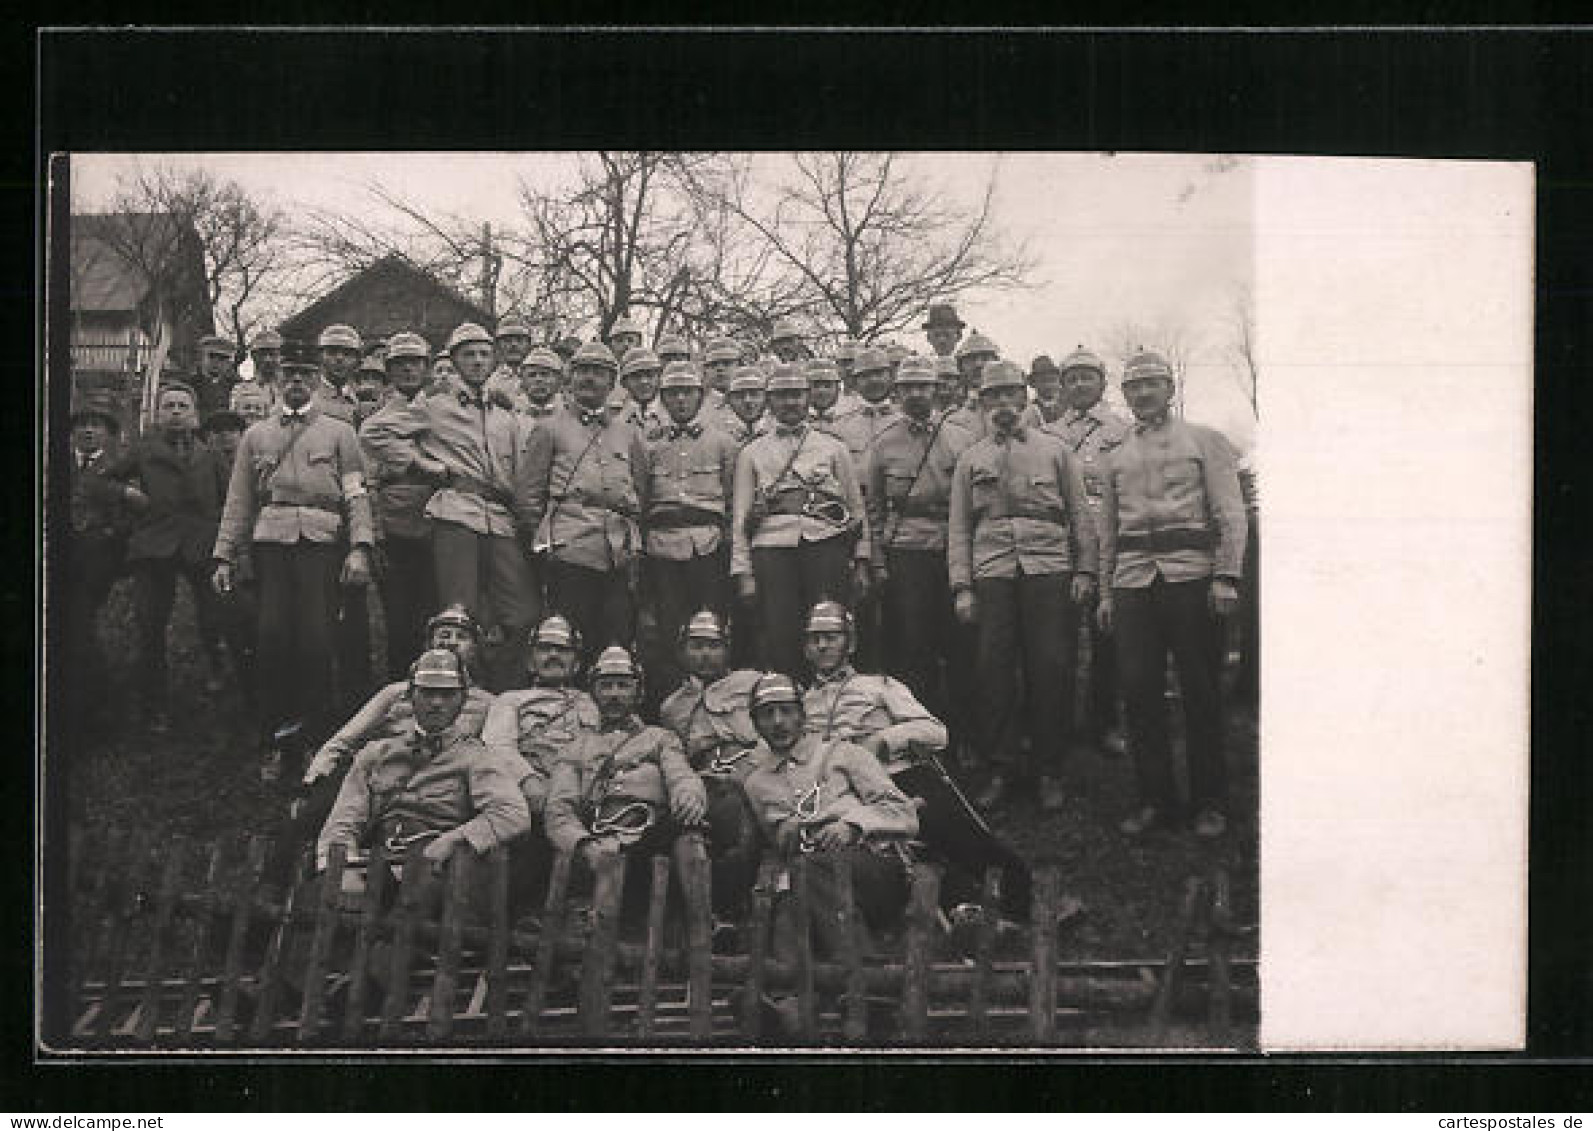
[60,574,1259,967]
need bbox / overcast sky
[72,151,1256,446]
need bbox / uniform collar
[281,403,317,423]
[811,664,855,687]
[776,421,808,438]
[1133,411,1172,434]
[601,712,643,734]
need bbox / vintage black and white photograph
[47,147,1265,1051]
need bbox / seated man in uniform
[798,600,1036,926]
[657,610,765,924]
[738,672,918,971]
[543,647,708,928]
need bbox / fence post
[341,839,391,1043]
[1149,875,1207,1042]
[968,865,1001,1043]
[132,839,188,1042]
[296,843,347,1044]
[578,850,625,1039]
[792,855,816,1041]
[427,844,474,1041]
[834,854,867,1042]
[248,868,305,1045]
[484,848,511,1041]
[899,864,941,1043]
[1207,866,1233,1044]
[675,833,714,1041]
[175,839,229,1044]
[521,850,573,1038]
[89,829,154,1041]
[1028,866,1059,1044]
[377,841,431,1043]
[637,854,672,1041]
[214,836,268,1045]
[740,860,775,1040]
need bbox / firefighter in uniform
[641,360,738,694]
[1042,346,1132,757]
[768,317,809,364]
[1097,350,1246,839]
[865,355,978,736]
[806,358,846,435]
[717,365,769,445]
[543,646,708,926]
[357,331,439,678]
[923,303,965,359]
[948,359,1098,812]
[952,331,999,413]
[732,364,871,680]
[833,338,861,389]
[362,322,540,691]
[656,333,692,369]
[701,338,740,411]
[616,346,670,439]
[607,314,644,363]
[213,346,376,761]
[829,347,899,670]
[483,316,534,406]
[506,345,567,422]
[312,324,361,423]
[657,610,765,922]
[241,328,283,407]
[522,340,651,668]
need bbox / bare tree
[1226,284,1259,419]
[684,153,1037,343]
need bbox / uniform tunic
[801,665,948,770]
[306,683,496,782]
[311,378,356,424]
[542,717,704,853]
[658,669,764,777]
[738,735,919,849]
[1042,404,1131,529]
[864,415,977,559]
[522,407,651,570]
[729,423,870,578]
[481,686,601,812]
[643,419,738,562]
[829,399,900,482]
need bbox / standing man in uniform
[731,365,870,680]
[606,314,644,363]
[830,347,899,671]
[833,338,861,389]
[923,303,965,360]
[312,324,362,423]
[192,334,239,419]
[484,316,534,406]
[1097,351,1246,839]
[701,338,741,412]
[806,359,846,436]
[866,356,978,736]
[213,346,375,764]
[361,322,540,691]
[358,331,438,679]
[508,346,567,422]
[522,340,651,668]
[641,361,738,693]
[232,329,282,414]
[768,318,808,364]
[1043,346,1131,756]
[656,333,692,369]
[948,359,1098,812]
[617,346,670,439]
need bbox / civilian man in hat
[657,610,764,922]
[106,380,235,729]
[829,346,900,669]
[213,344,375,763]
[64,399,134,740]
[1021,355,1067,426]
[768,318,809,364]
[948,359,1098,812]
[484,316,534,406]
[617,346,670,439]
[865,356,978,734]
[737,671,918,969]
[606,314,644,362]
[544,646,707,927]
[522,340,651,667]
[1041,346,1132,757]
[362,322,539,691]
[1097,350,1246,839]
[313,324,363,423]
[358,331,439,678]
[922,303,965,359]
[641,360,738,693]
[732,364,871,680]
[797,600,1035,923]
[192,334,239,418]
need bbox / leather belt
[1117,527,1214,553]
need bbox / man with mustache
[1097,350,1246,839]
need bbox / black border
[25,26,1593,1111]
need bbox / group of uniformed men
[66,299,1251,985]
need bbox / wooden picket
[59,829,1256,1049]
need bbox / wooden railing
[59,827,1254,1049]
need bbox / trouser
[701,777,760,920]
[768,847,909,963]
[891,759,1032,919]
[750,537,853,679]
[1063,615,1119,740]
[379,533,436,680]
[569,820,679,932]
[1235,516,1260,706]
[254,541,344,742]
[730,591,761,670]
[646,548,730,700]
[432,522,540,690]
[131,554,230,711]
[973,571,1075,779]
[883,548,954,726]
[543,558,635,671]
[1113,577,1228,813]
[336,582,375,713]
[61,533,125,734]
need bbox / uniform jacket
[1099,416,1247,588]
[69,447,134,541]
[643,416,738,561]
[1041,404,1131,520]
[864,414,977,559]
[311,378,357,424]
[542,717,705,852]
[739,735,919,852]
[305,681,496,783]
[481,685,601,813]
[829,399,901,481]
[1018,397,1068,429]
[659,669,764,782]
[521,406,652,570]
[106,431,226,565]
[316,721,531,869]
[213,407,375,562]
[359,375,533,540]
[616,396,670,440]
[730,423,871,577]
[358,392,436,542]
[802,665,948,770]
[947,426,1099,590]
[940,403,988,442]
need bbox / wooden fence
[58,827,1255,1050]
